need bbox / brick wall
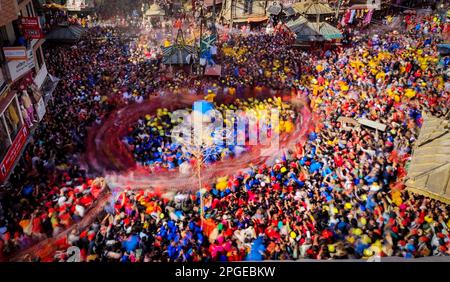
[0,0,19,27]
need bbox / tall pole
[197,155,204,230]
[198,4,203,75]
[212,0,217,35]
[230,0,234,29]
[335,0,342,20]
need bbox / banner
[341,10,352,26]
[34,63,48,89]
[349,10,356,24]
[0,126,29,182]
[35,97,46,121]
[363,9,374,26]
[23,28,45,40]
[20,17,40,29]
[21,17,44,40]
[3,46,27,61]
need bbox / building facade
[0,0,50,183]
[220,0,269,24]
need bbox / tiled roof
[406,113,450,203]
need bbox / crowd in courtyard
[0,5,449,261]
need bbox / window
[244,0,253,14]
[0,26,9,46]
[0,70,6,94]
[3,99,22,142]
[26,3,34,17]
[0,117,11,160]
[0,26,8,64]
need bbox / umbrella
[437,44,450,56]
[245,236,265,261]
[122,235,139,252]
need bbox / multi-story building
[219,0,332,26]
[220,0,269,25]
[0,0,51,183]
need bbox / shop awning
[348,0,379,10]
[233,16,269,23]
[46,24,85,43]
[348,4,372,10]
[43,3,67,10]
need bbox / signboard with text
[0,126,29,183]
[65,0,94,11]
[7,49,35,82]
[3,46,27,61]
[20,17,45,39]
[23,28,45,40]
[21,17,40,29]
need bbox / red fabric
[79,230,88,239]
[334,155,344,167]
[32,217,42,233]
[79,195,94,207]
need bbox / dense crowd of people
[0,5,449,262]
[217,29,301,90]
[125,97,296,172]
